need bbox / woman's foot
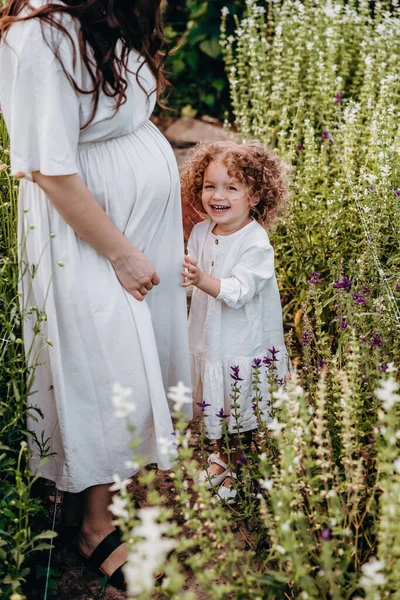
[78,525,128,582]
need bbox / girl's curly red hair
[180,140,288,228]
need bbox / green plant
[162,0,242,119]
[0,117,56,600]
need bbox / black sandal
[79,527,127,591]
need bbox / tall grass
[0,117,55,600]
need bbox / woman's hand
[31,173,160,302]
[181,255,203,288]
[112,247,160,301]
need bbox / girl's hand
[112,247,160,301]
[181,255,203,288]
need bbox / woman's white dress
[188,219,289,440]
[0,9,191,492]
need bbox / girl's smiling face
[201,160,252,232]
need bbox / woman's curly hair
[180,140,288,229]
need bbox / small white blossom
[109,474,132,492]
[111,383,136,418]
[259,478,273,491]
[374,377,400,411]
[158,436,178,458]
[360,557,386,588]
[394,458,400,474]
[167,381,192,412]
[276,545,286,555]
[108,494,129,520]
[272,387,289,407]
[123,507,176,595]
[267,417,285,435]
[221,6,229,16]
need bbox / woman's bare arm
[32,172,159,301]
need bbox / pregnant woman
[0,0,191,588]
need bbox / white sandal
[197,453,229,489]
[215,472,238,505]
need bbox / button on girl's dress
[215,238,219,245]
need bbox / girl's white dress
[0,8,191,492]
[188,219,288,439]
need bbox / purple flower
[252,358,262,368]
[381,363,388,373]
[252,402,257,412]
[333,276,353,292]
[361,336,367,344]
[216,408,230,419]
[362,286,372,294]
[395,189,400,197]
[230,365,244,381]
[263,356,274,366]
[369,333,385,347]
[318,358,327,369]
[339,318,348,330]
[321,528,330,541]
[236,455,247,466]
[300,331,312,345]
[322,129,330,140]
[353,292,366,304]
[368,185,375,191]
[396,284,400,291]
[267,346,280,361]
[196,401,211,412]
[308,271,322,285]
[334,93,342,104]
[296,143,304,151]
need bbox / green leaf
[199,38,221,59]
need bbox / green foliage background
[162,0,242,118]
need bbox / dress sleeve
[0,20,80,180]
[216,242,275,309]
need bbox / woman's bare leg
[78,483,127,577]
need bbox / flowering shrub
[109,2,400,598]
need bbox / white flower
[385,362,397,373]
[374,377,400,411]
[272,387,289,407]
[281,521,291,533]
[109,474,132,493]
[108,495,129,520]
[167,381,192,412]
[267,417,285,435]
[394,458,400,474]
[221,6,229,16]
[276,545,286,555]
[360,557,386,588]
[158,436,178,458]
[111,383,136,418]
[259,478,273,491]
[123,507,176,595]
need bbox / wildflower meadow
[1,1,400,599]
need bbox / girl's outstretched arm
[181,255,220,298]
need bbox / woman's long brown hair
[0,0,169,125]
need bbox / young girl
[181,140,289,504]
